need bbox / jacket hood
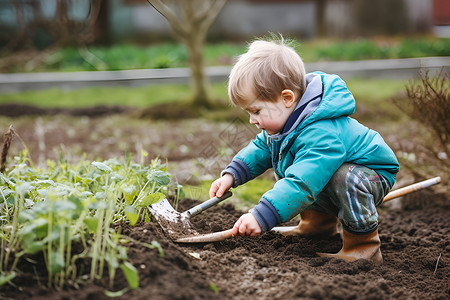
[268,72,356,141]
[301,72,356,128]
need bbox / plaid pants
[309,163,391,234]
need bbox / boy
[209,37,399,265]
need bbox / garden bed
[0,108,448,299]
[1,194,448,300]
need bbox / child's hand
[232,213,262,237]
[209,173,234,198]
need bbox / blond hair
[228,38,306,106]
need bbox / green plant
[0,151,178,292]
[312,38,450,61]
[43,43,189,72]
[397,38,450,58]
[315,40,390,61]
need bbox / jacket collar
[267,73,323,141]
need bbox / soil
[0,105,449,299]
[1,195,448,300]
[0,103,131,118]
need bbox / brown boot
[317,228,383,265]
[272,209,338,237]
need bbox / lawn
[0,79,407,112]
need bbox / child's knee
[320,164,389,233]
[332,164,382,232]
[330,164,386,205]
[328,163,353,189]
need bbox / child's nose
[249,115,258,124]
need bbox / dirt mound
[1,196,449,300]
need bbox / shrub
[393,69,449,193]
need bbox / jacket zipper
[277,152,282,173]
[277,140,290,174]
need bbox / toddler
[209,37,399,264]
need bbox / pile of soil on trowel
[1,192,448,300]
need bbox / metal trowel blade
[148,198,199,239]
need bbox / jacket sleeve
[222,131,273,187]
[253,125,347,229]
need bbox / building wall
[109,0,434,42]
[0,0,437,46]
[109,0,169,41]
[433,0,450,25]
[407,0,433,31]
[325,0,353,37]
[210,1,316,39]
[108,0,317,41]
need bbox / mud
[1,194,448,300]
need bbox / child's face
[241,89,297,135]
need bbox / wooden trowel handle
[383,176,441,202]
[175,229,233,243]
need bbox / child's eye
[253,110,260,115]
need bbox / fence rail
[0,57,448,94]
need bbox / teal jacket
[223,72,399,231]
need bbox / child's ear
[281,89,296,108]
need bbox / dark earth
[1,195,448,300]
[0,105,449,299]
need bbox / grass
[0,79,406,110]
[0,82,230,108]
[348,78,406,111]
[347,78,406,101]
[0,85,190,108]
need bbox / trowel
[148,191,232,240]
[174,176,441,243]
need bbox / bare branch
[1,125,14,173]
[84,0,104,43]
[199,0,227,30]
[147,0,188,38]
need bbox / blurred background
[0,0,449,73]
[1,0,449,47]
[0,0,448,203]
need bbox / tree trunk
[186,33,211,107]
[147,0,227,108]
[316,0,327,38]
